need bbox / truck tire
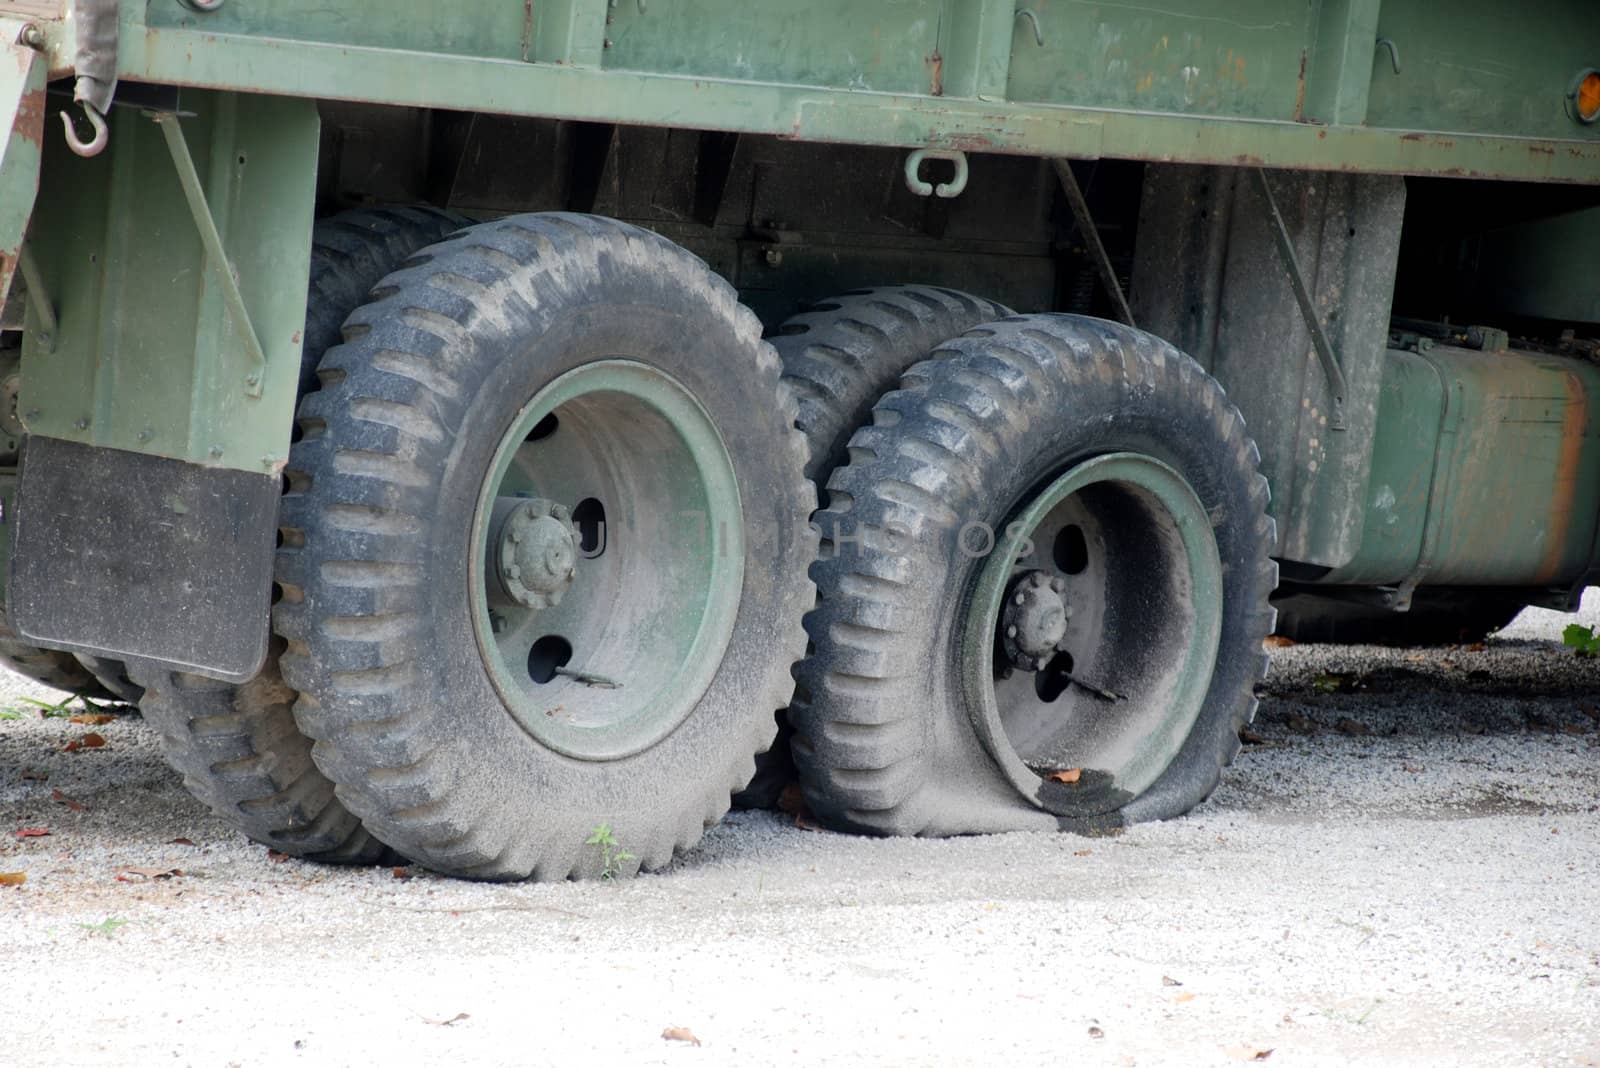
[302,206,470,395]
[128,204,464,862]
[276,213,815,880]
[734,285,1013,809]
[1273,590,1525,646]
[0,608,103,695]
[791,315,1277,837]
[131,643,384,861]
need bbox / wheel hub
[1001,570,1071,671]
[495,498,578,609]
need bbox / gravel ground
[2,594,1598,1067]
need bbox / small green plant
[1562,624,1600,657]
[585,823,636,881]
[17,694,83,719]
[78,917,129,939]
[0,707,23,721]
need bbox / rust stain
[1292,49,1307,122]
[943,132,995,152]
[1534,369,1589,584]
[927,49,943,98]
[15,85,44,148]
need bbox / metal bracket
[16,244,55,353]
[153,111,268,398]
[1252,167,1349,430]
[1052,158,1135,328]
[904,148,968,198]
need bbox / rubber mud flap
[9,437,276,682]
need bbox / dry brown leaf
[169,837,197,847]
[1335,717,1371,736]
[68,713,117,725]
[61,732,107,753]
[775,781,806,816]
[662,1026,701,1047]
[1224,1047,1274,1062]
[392,866,415,880]
[1562,724,1587,736]
[116,867,183,882]
[1463,642,1487,652]
[1238,727,1266,745]
[1073,849,1092,857]
[1286,713,1317,734]
[1088,1026,1105,1039]
[1045,768,1082,784]
[0,872,24,886]
[1263,635,1296,648]
[266,850,291,864]
[13,827,48,838]
[51,789,86,812]
[1161,975,1183,987]
[422,1012,469,1027]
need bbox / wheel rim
[470,359,744,761]
[961,452,1223,817]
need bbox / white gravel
[2,594,1598,1067]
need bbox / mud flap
[8,436,276,682]
[0,22,46,306]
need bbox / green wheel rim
[470,359,744,761]
[961,452,1223,816]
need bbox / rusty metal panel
[0,21,44,309]
[1328,344,1600,587]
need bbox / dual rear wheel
[127,209,1276,879]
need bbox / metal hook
[60,101,108,158]
[1375,37,1401,75]
[1015,9,1045,47]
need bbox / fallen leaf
[266,850,291,864]
[1224,1048,1274,1062]
[61,732,107,753]
[1335,717,1371,736]
[1263,635,1295,648]
[1161,976,1183,987]
[662,1026,701,1047]
[13,827,49,838]
[1088,1026,1105,1039]
[169,837,197,847]
[1463,642,1487,652]
[793,810,825,833]
[1174,992,1198,1003]
[422,1012,469,1027]
[1563,724,1587,736]
[115,867,183,882]
[1073,849,1092,857]
[69,713,117,725]
[0,872,24,886]
[1402,763,1424,773]
[1238,727,1266,745]
[775,782,806,816]
[51,789,87,812]
[1403,653,1427,662]
[1312,673,1344,694]
[1045,768,1082,784]
[1286,712,1317,734]
[393,866,414,880]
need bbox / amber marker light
[1570,68,1600,125]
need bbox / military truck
[0,1,1594,878]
